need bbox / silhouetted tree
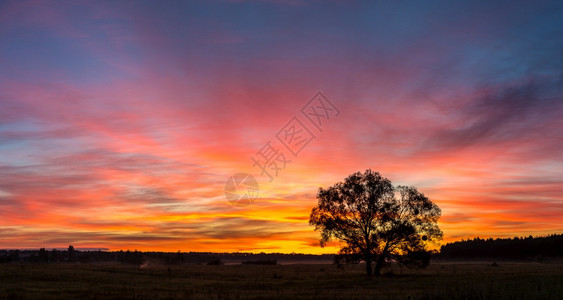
[439,234,563,259]
[309,169,442,276]
[68,245,76,262]
[38,248,49,263]
[50,249,60,262]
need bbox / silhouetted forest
[0,246,333,265]
[438,234,563,260]
[2,234,562,265]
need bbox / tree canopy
[309,169,442,276]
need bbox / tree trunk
[365,256,372,277]
[374,242,390,276]
[374,255,385,276]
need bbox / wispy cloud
[0,0,562,252]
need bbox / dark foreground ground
[1,262,562,299]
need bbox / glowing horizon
[1,0,562,253]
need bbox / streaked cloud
[0,0,562,252]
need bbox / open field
[1,262,562,299]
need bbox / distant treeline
[438,234,563,260]
[0,246,333,265]
[3,233,562,265]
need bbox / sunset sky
[1,0,562,253]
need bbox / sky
[0,0,562,253]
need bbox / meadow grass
[0,262,562,299]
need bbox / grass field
[1,262,562,299]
